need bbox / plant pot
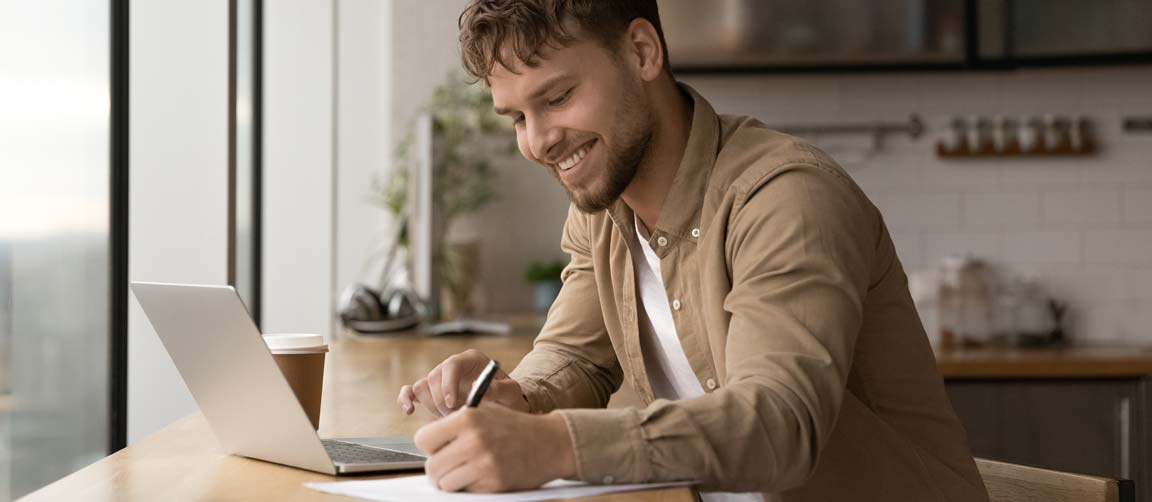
[441,239,481,320]
[532,281,562,314]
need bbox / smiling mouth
[556,140,595,172]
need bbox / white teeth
[559,145,590,171]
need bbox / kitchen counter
[509,315,1152,379]
[474,315,1152,379]
[936,345,1152,379]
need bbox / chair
[976,458,1135,502]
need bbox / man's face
[489,36,654,214]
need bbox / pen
[465,359,500,408]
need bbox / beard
[558,81,653,214]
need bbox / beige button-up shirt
[509,85,989,501]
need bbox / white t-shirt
[630,215,764,502]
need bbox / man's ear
[623,18,665,82]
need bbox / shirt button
[706,378,718,390]
[691,228,701,238]
[671,299,682,310]
[602,475,615,484]
[656,236,668,247]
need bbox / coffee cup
[263,333,328,429]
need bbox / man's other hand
[414,405,577,492]
[398,349,530,417]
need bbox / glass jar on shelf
[938,256,995,348]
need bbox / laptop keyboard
[322,439,426,464]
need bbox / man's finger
[427,369,451,416]
[422,431,474,488]
[412,379,440,417]
[414,410,467,454]
[435,458,483,492]
[440,356,467,409]
[397,385,416,415]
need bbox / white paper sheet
[305,475,694,502]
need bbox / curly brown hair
[458,0,670,82]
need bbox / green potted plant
[524,259,566,313]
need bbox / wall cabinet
[658,0,1152,72]
[996,0,1152,61]
[661,0,967,69]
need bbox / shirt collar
[608,83,721,252]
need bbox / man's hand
[414,405,577,492]
[398,349,529,417]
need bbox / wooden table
[20,314,1152,501]
[16,328,688,502]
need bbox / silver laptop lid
[131,282,336,475]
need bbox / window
[0,1,127,498]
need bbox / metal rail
[770,114,925,142]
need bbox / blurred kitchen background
[1,0,1151,500]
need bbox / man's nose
[526,117,563,163]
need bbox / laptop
[131,281,427,475]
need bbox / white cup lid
[263,333,327,353]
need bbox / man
[397,1,989,500]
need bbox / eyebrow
[493,73,573,116]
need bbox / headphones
[337,219,429,332]
[338,284,426,333]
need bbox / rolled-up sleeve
[510,204,623,414]
[557,164,875,492]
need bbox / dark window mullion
[252,0,263,327]
[108,0,129,455]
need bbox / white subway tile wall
[876,193,963,228]
[1042,190,1122,225]
[1084,230,1152,266]
[1002,231,1083,264]
[921,231,1002,267]
[963,192,1041,226]
[684,67,1152,342]
[1124,189,1152,223]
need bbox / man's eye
[548,89,572,107]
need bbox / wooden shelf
[936,143,1098,159]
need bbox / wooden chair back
[976,458,1135,502]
